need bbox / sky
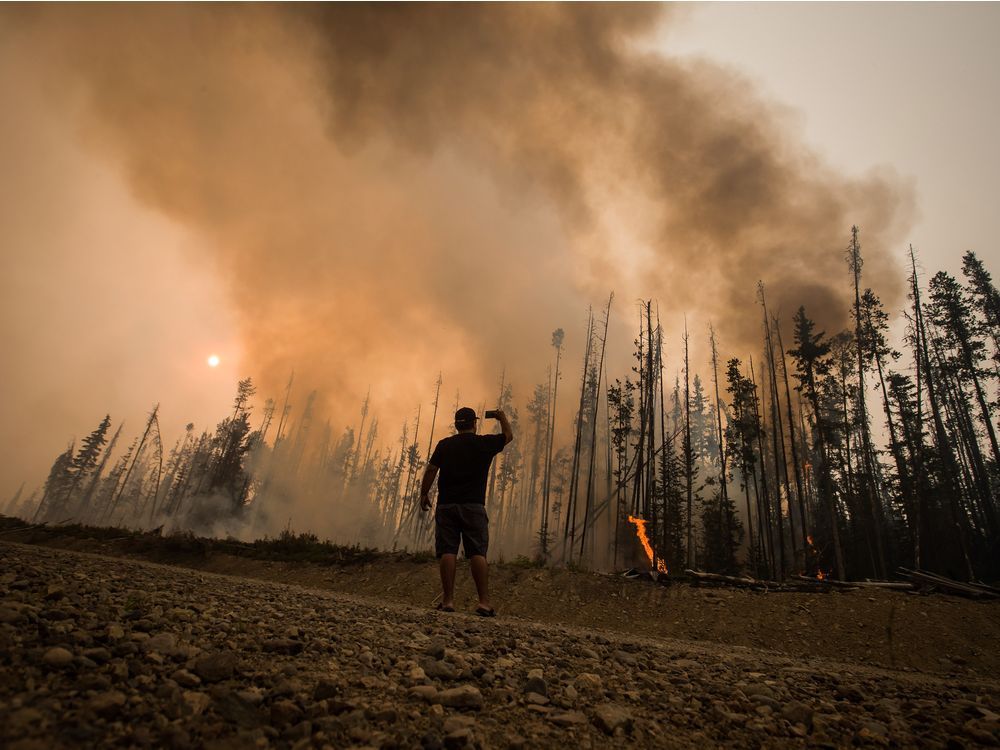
[663,2,1000,277]
[1,4,998,506]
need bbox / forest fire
[627,515,668,574]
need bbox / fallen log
[793,575,907,591]
[898,568,1000,600]
[685,570,839,593]
[686,570,773,589]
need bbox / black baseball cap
[455,407,477,427]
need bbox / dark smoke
[3,4,912,471]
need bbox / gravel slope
[1,541,998,749]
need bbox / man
[420,406,513,616]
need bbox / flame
[627,515,668,574]
[805,535,828,580]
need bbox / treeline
[576,234,999,582]
[9,229,999,581]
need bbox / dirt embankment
[3,520,997,681]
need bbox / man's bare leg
[439,554,457,609]
[470,555,490,609]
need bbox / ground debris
[1,540,998,749]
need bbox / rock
[425,641,447,660]
[79,674,112,692]
[89,691,127,718]
[106,624,125,641]
[8,707,45,732]
[166,608,196,623]
[858,720,889,742]
[82,647,112,664]
[270,699,304,726]
[193,651,237,682]
[409,685,440,703]
[40,608,73,621]
[214,690,260,728]
[435,685,484,710]
[44,584,65,600]
[162,725,191,750]
[549,710,588,726]
[443,716,476,733]
[573,673,603,695]
[592,704,633,735]
[409,666,428,682]
[0,606,24,624]
[142,632,177,653]
[182,691,211,716]
[743,684,776,700]
[421,656,459,681]
[444,728,473,749]
[672,658,701,670]
[523,668,547,697]
[525,692,549,706]
[263,638,304,655]
[313,678,341,701]
[781,700,814,730]
[271,677,304,697]
[836,685,868,703]
[611,650,637,666]
[42,646,74,668]
[171,669,201,688]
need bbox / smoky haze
[1,5,912,531]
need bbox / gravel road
[1,541,997,749]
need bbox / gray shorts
[435,503,489,558]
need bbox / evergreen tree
[726,358,765,575]
[962,251,1000,388]
[62,415,112,511]
[788,306,845,578]
[927,271,1000,470]
[34,443,75,521]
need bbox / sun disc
[207,354,220,368]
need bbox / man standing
[420,407,513,616]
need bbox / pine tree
[962,251,1000,388]
[607,377,635,567]
[61,415,112,513]
[788,306,846,579]
[847,226,888,577]
[726,358,765,575]
[927,271,1000,470]
[34,443,75,521]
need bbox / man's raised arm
[419,464,438,511]
[497,410,514,445]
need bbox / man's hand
[420,464,438,511]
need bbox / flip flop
[474,606,496,617]
[436,603,455,612]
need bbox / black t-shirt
[429,433,506,505]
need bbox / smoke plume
[2,5,912,508]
